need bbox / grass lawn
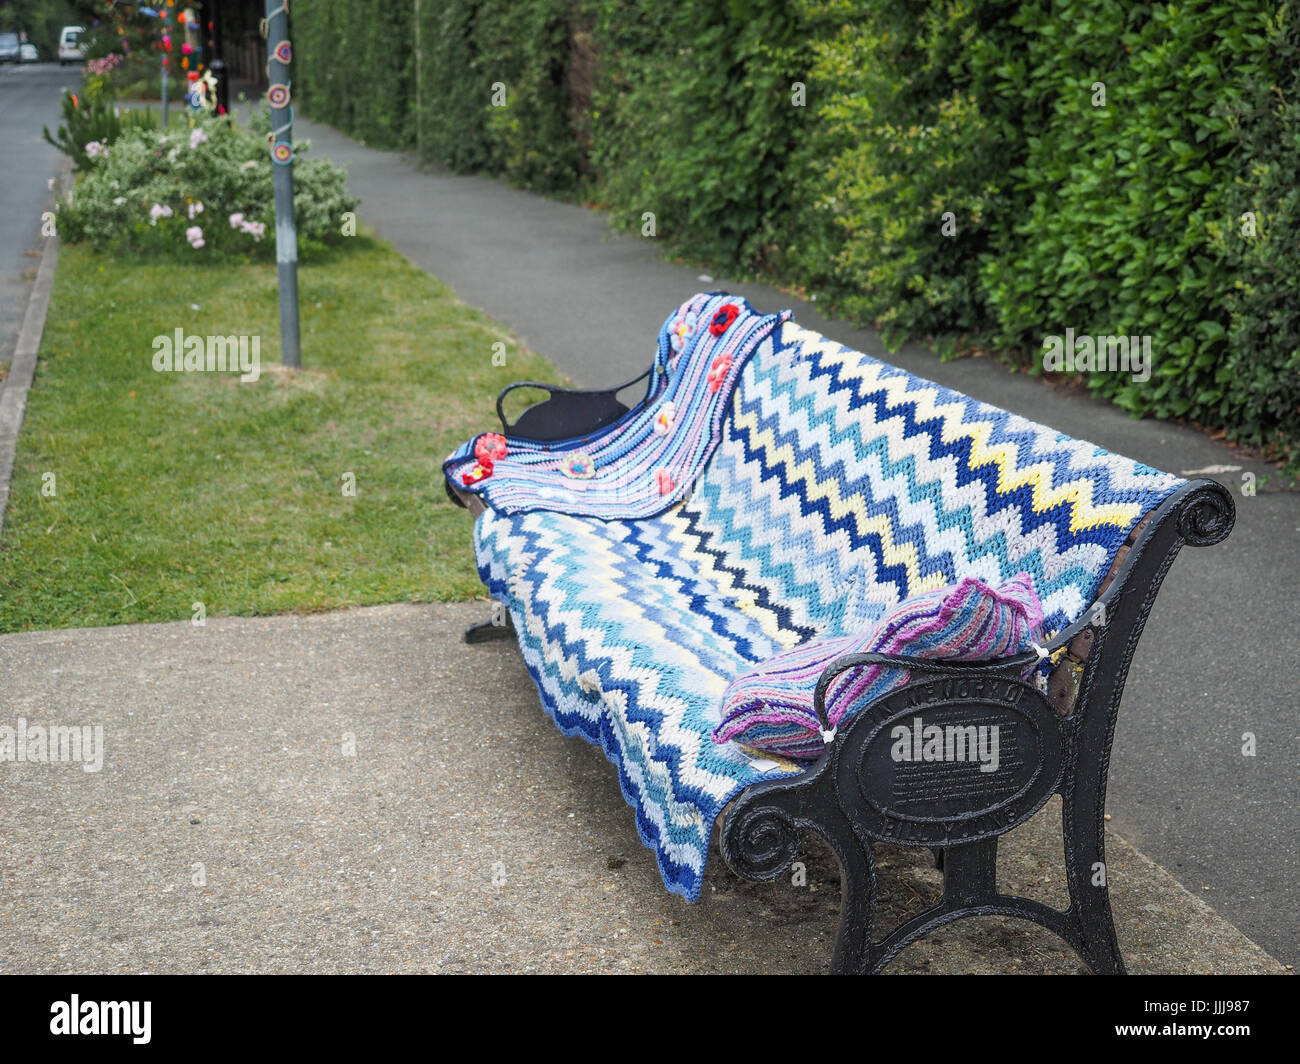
[0,235,561,633]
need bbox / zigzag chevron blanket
[448,294,1186,900]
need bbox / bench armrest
[812,648,1045,739]
[495,367,653,443]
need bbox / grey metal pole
[264,0,300,369]
[160,28,168,129]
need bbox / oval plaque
[834,675,1063,846]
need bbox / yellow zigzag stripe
[778,331,1144,533]
[730,403,950,601]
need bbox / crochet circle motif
[562,452,596,479]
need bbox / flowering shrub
[42,76,155,173]
[85,53,125,78]
[56,110,359,262]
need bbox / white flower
[113,197,126,206]
[188,201,204,219]
[149,203,174,226]
[189,127,209,150]
[228,212,244,228]
[84,141,107,159]
[185,225,205,249]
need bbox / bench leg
[464,605,515,644]
[826,830,1126,974]
[1062,773,1127,975]
[826,832,876,975]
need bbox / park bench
[443,292,1235,974]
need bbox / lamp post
[263,0,300,368]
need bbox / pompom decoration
[475,433,508,464]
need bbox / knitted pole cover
[447,296,1187,901]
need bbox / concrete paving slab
[0,604,1284,974]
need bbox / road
[0,62,77,377]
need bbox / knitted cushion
[712,573,1046,760]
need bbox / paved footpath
[291,115,1299,966]
[0,604,1284,973]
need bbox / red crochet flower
[461,457,493,486]
[656,470,675,495]
[475,433,508,463]
[707,352,732,392]
[708,304,739,336]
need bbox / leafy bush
[43,75,157,173]
[289,0,1300,469]
[296,0,416,151]
[780,0,1032,352]
[590,0,811,268]
[55,110,359,263]
[1220,3,1300,468]
[980,2,1259,425]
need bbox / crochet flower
[475,432,508,463]
[653,401,676,436]
[656,470,675,495]
[708,304,739,336]
[706,352,732,392]
[670,312,697,355]
[461,457,493,486]
[562,452,596,479]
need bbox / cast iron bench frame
[451,369,1235,974]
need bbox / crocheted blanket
[444,293,790,518]
[447,293,1187,901]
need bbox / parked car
[57,26,84,66]
[20,42,38,62]
[0,32,21,64]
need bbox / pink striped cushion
[711,574,1046,760]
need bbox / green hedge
[291,0,1300,471]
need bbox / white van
[57,26,85,66]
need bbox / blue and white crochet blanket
[446,293,1186,901]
